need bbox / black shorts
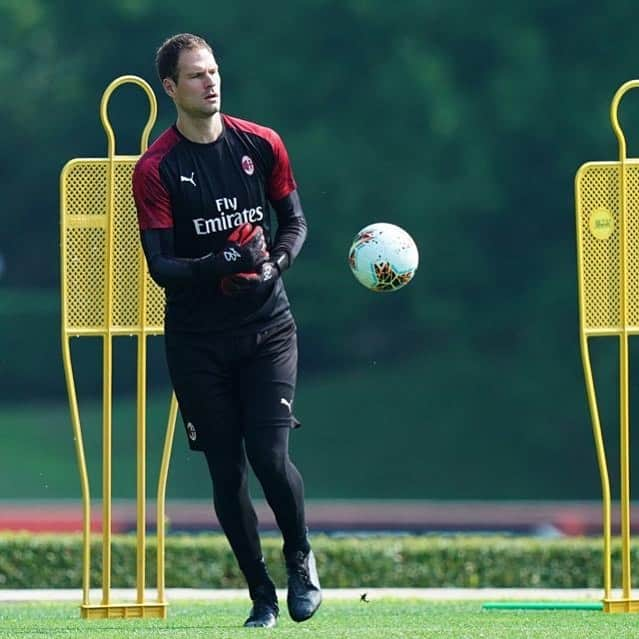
[165,320,300,451]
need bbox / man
[132,33,321,628]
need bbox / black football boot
[243,582,279,628]
[285,548,322,622]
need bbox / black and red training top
[132,114,306,334]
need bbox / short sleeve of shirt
[132,154,173,230]
[265,130,297,202]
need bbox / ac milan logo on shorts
[241,155,254,175]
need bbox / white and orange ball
[348,222,419,292]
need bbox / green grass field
[0,353,485,502]
[1,599,637,639]
[0,340,599,502]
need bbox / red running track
[0,499,622,535]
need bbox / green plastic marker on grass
[482,602,603,611]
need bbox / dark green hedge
[0,533,632,589]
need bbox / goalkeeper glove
[220,260,281,296]
[194,223,268,278]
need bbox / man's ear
[163,77,177,98]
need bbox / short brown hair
[155,33,213,83]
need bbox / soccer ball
[348,222,419,292]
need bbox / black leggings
[203,426,308,585]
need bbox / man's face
[164,46,221,118]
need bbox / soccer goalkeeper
[132,32,321,628]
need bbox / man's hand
[220,261,280,296]
[195,223,268,278]
[219,223,268,274]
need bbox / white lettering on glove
[223,247,242,262]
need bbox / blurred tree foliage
[3,0,639,498]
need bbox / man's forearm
[271,190,308,272]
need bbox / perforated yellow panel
[575,80,639,613]
[61,158,165,335]
[575,160,639,333]
[627,165,639,324]
[61,75,176,622]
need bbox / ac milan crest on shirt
[241,155,255,175]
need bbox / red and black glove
[220,260,280,296]
[195,223,268,278]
